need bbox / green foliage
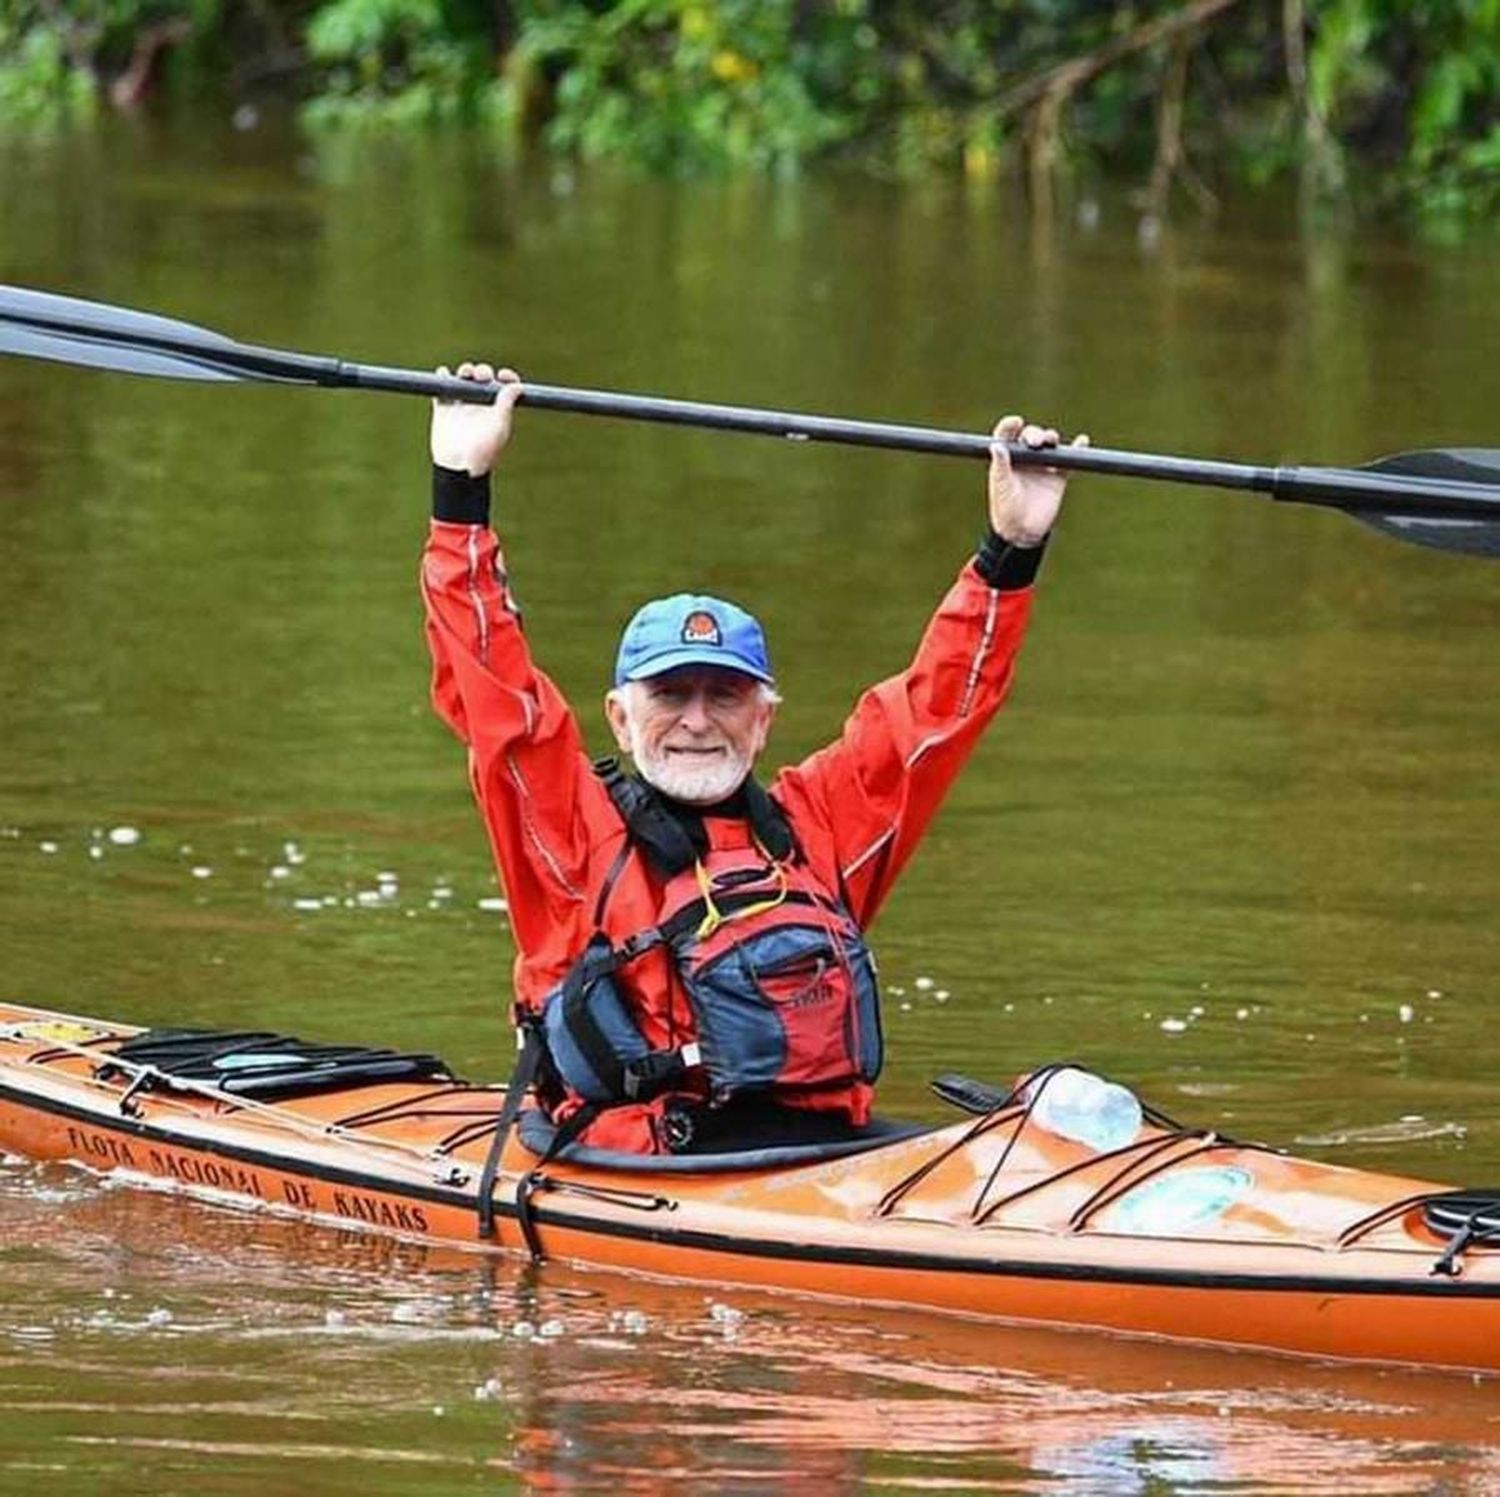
[504,0,873,171]
[0,0,1497,217]
[0,3,98,124]
[1305,0,1500,214]
[0,0,224,124]
[302,0,497,124]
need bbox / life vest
[538,761,884,1122]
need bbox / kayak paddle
[2,283,1497,559]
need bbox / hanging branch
[987,0,1247,204]
[998,0,1247,119]
[1283,0,1343,192]
[1140,37,1217,219]
[110,18,194,109]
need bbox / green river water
[1,116,1498,1493]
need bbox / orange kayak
[1,1000,1494,1373]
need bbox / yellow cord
[694,851,789,941]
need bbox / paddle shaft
[6,283,1500,522]
[348,362,1498,520]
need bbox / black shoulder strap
[742,777,797,863]
[594,757,702,876]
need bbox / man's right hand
[430,362,523,477]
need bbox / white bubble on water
[1398,1004,1415,1024]
[621,1310,648,1335]
[190,866,213,879]
[432,886,453,901]
[108,826,140,846]
[293,899,323,912]
[511,1320,536,1339]
[88,846,104,861]
[145,1307,173,1327]
[478,896,509,913]
[913,976,933,991]
[325,1309,347,1329]
[268,865,291,880]
[474,1377,503,1400]
[355,891,383,907]
[538,1319,564,1338]
[39,841,58,854]
[1160,1018,1187,1034]
[1236,1008,1250,1020]
[708,1303,744,1326]
[284,842,306,865]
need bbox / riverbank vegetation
[2,1,1497,217]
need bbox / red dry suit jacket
[420,467,1045,1127]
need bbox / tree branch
[998,0,1247,119]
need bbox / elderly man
[422,364,1082,1156]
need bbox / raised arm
[421,364,597,980]
[776,416,1086,927]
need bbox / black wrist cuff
[432,464,491,525]
[975,528,1047,590]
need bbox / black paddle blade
[1355,449,1500,558]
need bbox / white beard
[625,724,752,806]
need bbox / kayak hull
[2,1002,1495,1373]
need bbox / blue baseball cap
[613,593,774,687]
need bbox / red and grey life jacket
[538,760,883,1116]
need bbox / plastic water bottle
[1024,1067,1142,1152]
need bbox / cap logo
[680,610,721,647]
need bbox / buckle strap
[621,1041,701,1101]
[515,1099,601,1262]
[476,1020,544,1241]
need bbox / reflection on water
[3,1158,1499,1495]
[2,115,1499,1491]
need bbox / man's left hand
[987,415,1089,548]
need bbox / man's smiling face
[606,665,776,805]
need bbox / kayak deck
[0,1001,1494,1373]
